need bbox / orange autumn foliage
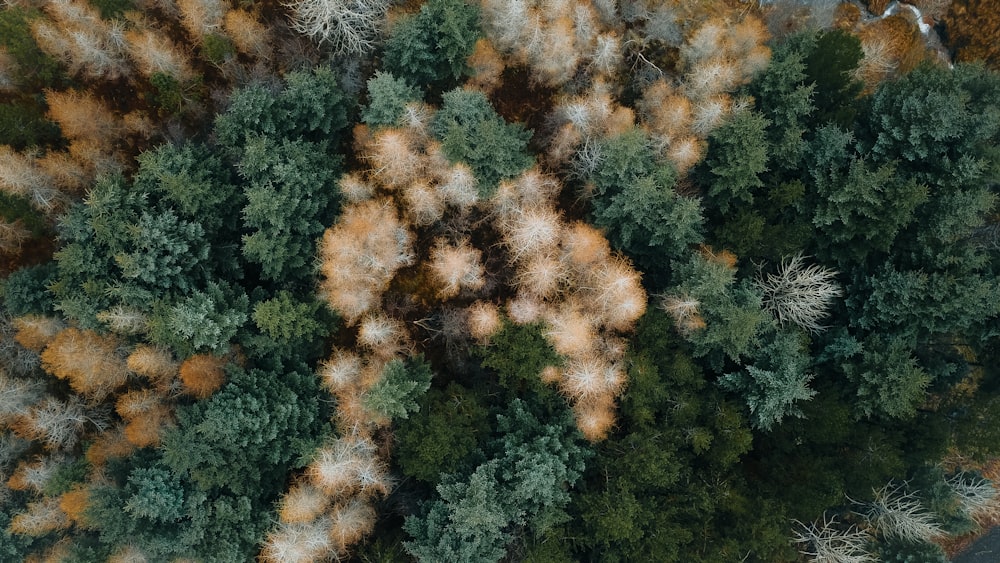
[85,426,135,467]
[44,89,123,146]
[466,38,505,92]
[10,498,69,536]
[115,389,162,420]
[698,244,738,269]
[945,0,1000,71]
[573,395,617,442]
[59,487,91,526]
[278,482,330,524]
[8,457,58,492]
[123,404,174,447]
[327,499,376,551]
[116,389,174,447]
[126,345,178,384]
[13,315,65,352]
[466,301,502,342]
[179,354,227,399]
[40,328,129,400]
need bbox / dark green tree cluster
[432,88,534,193]
[382,0,481,93]
[587,128,704,282]
[404,400,588,562]
[0,68,349,560]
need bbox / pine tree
[432,88,534,192]
[699,108,770,213]
[719,328,817,431]
[362,356,433,422]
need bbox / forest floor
[952,526,1000,563]
[943,457,1000,560]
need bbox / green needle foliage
[363,356,434,421]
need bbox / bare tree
[278,482,331,524]
[791,514,876,563]
[0,147,64,213]
[757,253,842,333]
[946,471,1000,523]
[10,497,69,536]
[328,498,376,551]
[428,238,486,299]
[261,518,336,563]
[13,397,93,451]
[284,0,391,55]
[856,483,944,543]
[0,370,44,425]
[0,219,30,254]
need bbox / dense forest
[1,0,1000,561]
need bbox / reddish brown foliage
[945,0,1000,70]
[178,354,227,399]
[58,487,91,526]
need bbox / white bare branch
[757,253,841,333]
[856,483,944,543]
[946,471,1000,523]
[285,0,391,55]
[791,513,876,563]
